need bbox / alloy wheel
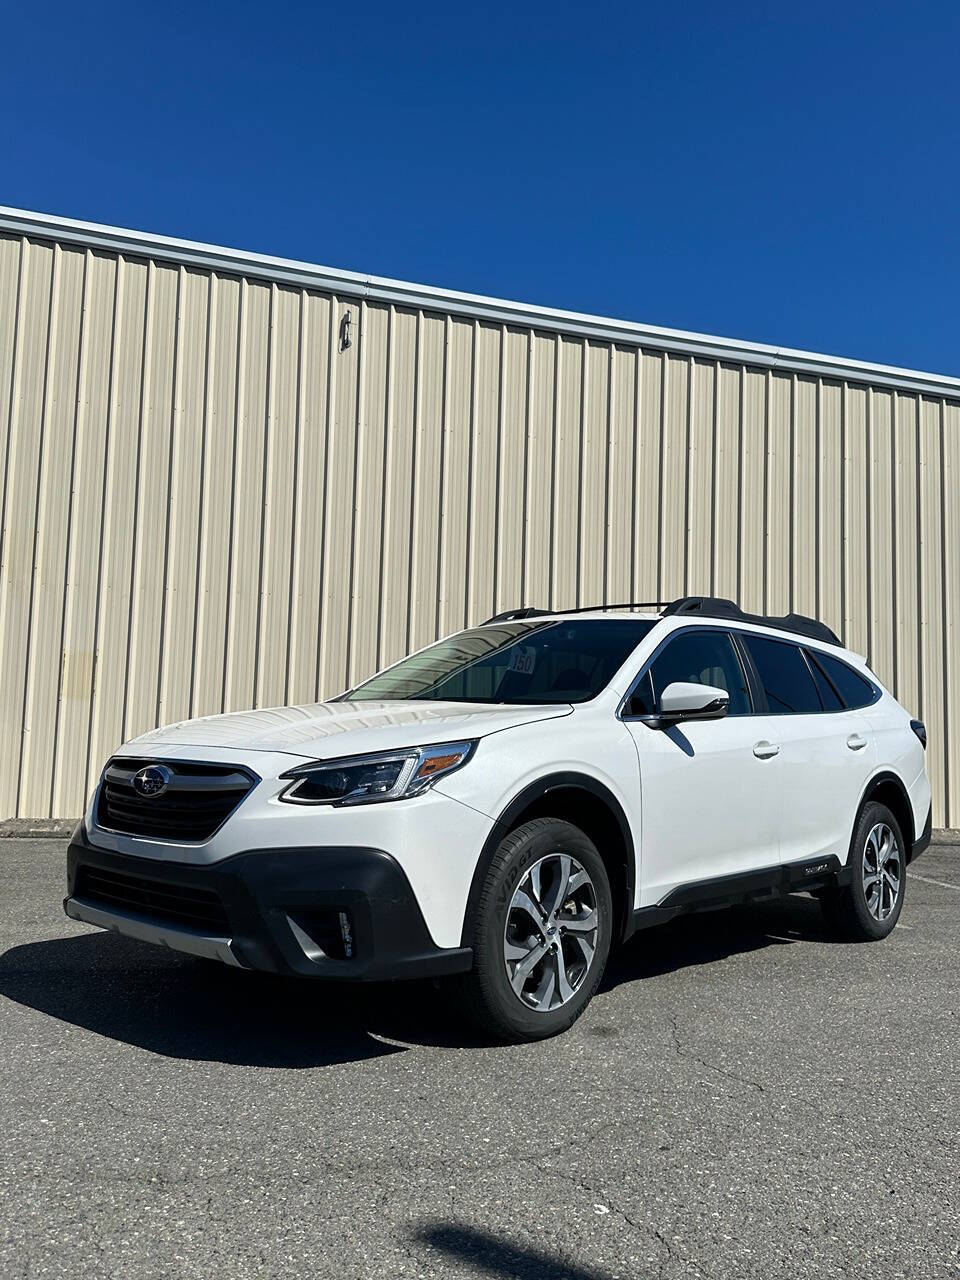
[503,853,599,1011]
[862,822,902,921]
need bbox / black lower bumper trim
[647,854,846,919]
[910,807,932,862]
[65,825,472,981]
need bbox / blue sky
[2,2,957,374]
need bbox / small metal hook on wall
[339,310,352,352]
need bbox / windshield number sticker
[508,646,536,676]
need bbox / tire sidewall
[847,801,906,939]
[473,819,613,1040]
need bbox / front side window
[742,634,821,714]
[346,618,654,705]
[630,630,751,716]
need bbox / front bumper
[64,824,473,980]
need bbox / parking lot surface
[2,836,958,1279]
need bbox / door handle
[753,740,780,760]
[847,733,867,751]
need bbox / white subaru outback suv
[66,596,932,1041]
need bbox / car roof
[483,608,868,668]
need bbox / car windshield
[346,618,655,704]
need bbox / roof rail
[662,596,841,646]
[482,596,842,646]
[481,602,669,626]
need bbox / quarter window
[631,630,751,716]
[809,650,877,710]
[741,634,821,715]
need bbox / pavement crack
[665,1011,766,1095]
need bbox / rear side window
[809,650,877,710]
[741,634,821,715]
[632,630,751,716]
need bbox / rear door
[623,627,781,905]
[737,632,878,866]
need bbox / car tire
[461,818,613,1042]
[820,801,906,941]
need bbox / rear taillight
[910,719,927,750]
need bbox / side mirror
[659,681,729,723]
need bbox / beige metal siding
[1,225,958,826]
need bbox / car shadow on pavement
[0,930,459,1068]
[603,892,838,992]
[0,895,836,1068]
[412,1224,618,1280]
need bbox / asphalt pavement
[1,836,958,1279]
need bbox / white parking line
[909,871,960,892]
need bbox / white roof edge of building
[2,204,958,400]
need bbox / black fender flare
[854,769,917,851]
[459,771,637,946]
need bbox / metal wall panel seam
[742,363,747,606]
[251,282,276,707]
[14,242,58,814]
[282,289,305,706]
[0,238,26,599]
[187,270,217,718]
[345,298,366,685]
[656,352,666,602]
[546,333,561,612]
[839,381,848,645]
[120,258,153,739]
[602,342,614,602]
[575,339,588,608]
[154,264,184,725]
[885,384,896,696]
[82,251,123,794]
[711,360,727,599]
[519,329,533,605]
[682,357,694,595]
[47,247,90,815]
[313,293,339,700]
[867,388,877,669]
[374,305,394,671]
[938,399,951,823]
[435,313,452,636]
[402,309,422,653]
[220,276,246,711]
[461,317,479,626]
[628,347,640,602]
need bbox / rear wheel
[462,818,613,1041]
[820,801,906,941]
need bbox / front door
[623,627,781,906]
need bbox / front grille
[97,758,257,842]
[75,865,230,934]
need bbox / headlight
[278,741,476,806]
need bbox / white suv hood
[126,699,572,761]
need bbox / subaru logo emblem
[132,764,171,798]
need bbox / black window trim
[618,624,758,722]
[734,628,882,716]
[804,645,882,712]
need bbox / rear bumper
[64,824,473,980]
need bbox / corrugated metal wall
[1,226,958,824]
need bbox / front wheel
[820,801,906,941]
[461,818,613,1041]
